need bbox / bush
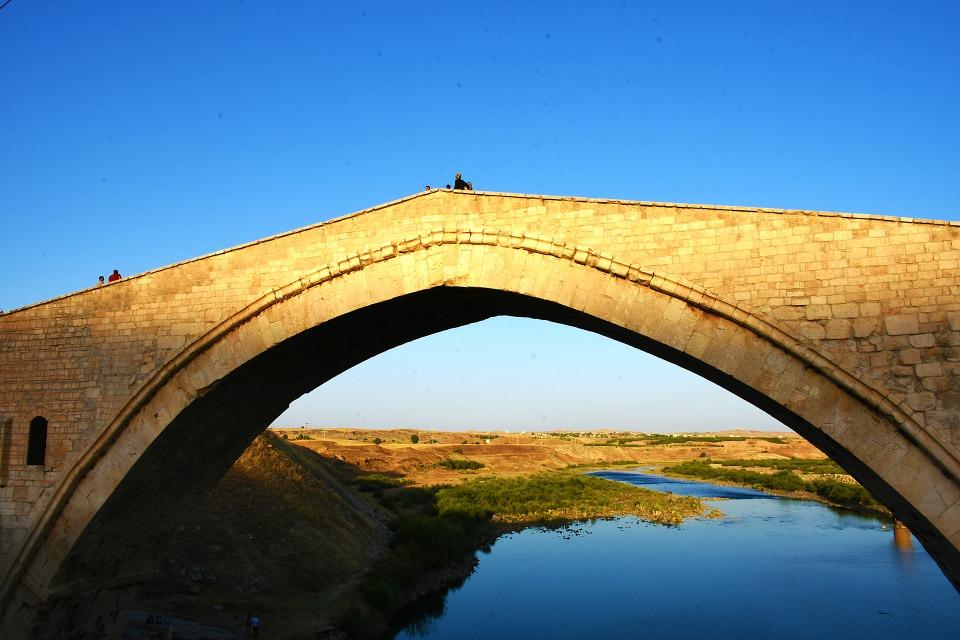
[373,437,383,445]
[356,473,409,492]
[810,478,880,508]
[435,473,699,524]
[410,434,419,444]
[338,606,381,638]
[663,460,881,509]
[708,458,845,474]
[437,458,485,471]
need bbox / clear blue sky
[2,2,957,431]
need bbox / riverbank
[337,471,708,638]
[127,427,874,638]
[656,459,889,517]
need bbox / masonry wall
[1,189,959,582]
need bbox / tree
[373,437,383,445]
[410,434,419,444]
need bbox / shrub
[810,478,880,508]
[356,473,409,492]
[437,458,485,471]
[339,606,381,638]
[410,434,419,444]
[663,460,881,509]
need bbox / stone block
[941,391,960,411]
[915,362,943,378]
[909,333,937,348]
[870,352,891,367]
[805,305,832,320]
[921,376,953,393]
[899,349,922,365]
[772,306,804,321]
[852,317,881,337]
[833,303,859,319]
[948,312,960,331]
[825,319,851,339]
[885,314,919,335]
[926,410,960,432]
[799,322,826,340]
[906,391,937,411]
[859,302,881,316]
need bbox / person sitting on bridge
[108,269,122,283]
[454,172,473,190]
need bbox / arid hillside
[286,427,822,486]
[134,433,390,639]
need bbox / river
[392,470,960,639]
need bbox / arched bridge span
[1,190,959,635]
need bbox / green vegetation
[663,460,882,510]
[437,458,485,471]
[706,458,845,474]
[372,437,383,445]
[436,473,704,524]
[410,434,419,444]
[355,473,410,492]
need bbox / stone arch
[4,230,960,634]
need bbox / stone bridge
[1,189,959,635]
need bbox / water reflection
[387,569,466,638]
[893,521,913,551]
[591,469,770,499]
[393,470,960,640]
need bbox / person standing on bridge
[453,172,473,190]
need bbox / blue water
[394,470,960,640]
